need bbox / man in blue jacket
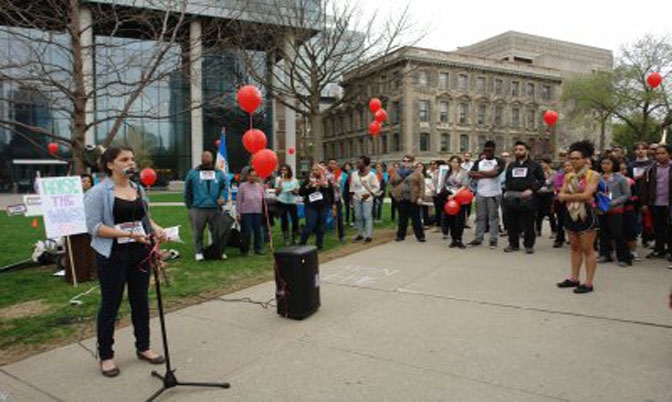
[185,151,228,261]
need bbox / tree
[561,71,613,151]
[236,0,419,160]
[0,0,242,174]
[562,34,672,150]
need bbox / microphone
[123,167,137,177]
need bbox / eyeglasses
[402,159,411,162]
[569,157,582,161]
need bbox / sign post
[38,177,88,287]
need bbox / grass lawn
[0,203,398,364]
[146,191,184,203]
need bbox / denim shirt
[84,178,153,258]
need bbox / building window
[323,143,327,158]
[459,102,469,125]
[393,132,401,152]
[527,83,535,98]
[440,133,450,152]
[512,107,520,127]
[348,139,354,157]
[458,74,468,90]
[419,70,429,87]
[439,101,449,123]
[476,77,486,93]
[418,100,430,122]
[339,142,344,158]
[439,72,450,89]
[478,135,487,150]
[496,136,504,150]
[495,78,503,95]
[541,85,551,101]
[359,109,365,129]
[348,114,354,132]
[392,101,401,124]
[369,136,374,154]
[477,104,486,126]
[420,132,430,152]
[527,109,536,128]
[495,105,503,127]
[393,71,401,89]
[460,134,470,152]
[381,134,388,154]
[358,138,364,155]
[511,81,519,97]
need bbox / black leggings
[277,202,299,235]
[536,192,557,235]
[598,213,630,262]
[442,204,468,242]
[97,243,151,361]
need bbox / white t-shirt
[473,158,504,197]
[349,170,380,202]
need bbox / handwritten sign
[38,177,87,239]
[23,195,43,217]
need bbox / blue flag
[215,127,228,175]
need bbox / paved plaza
[2,231,671,402]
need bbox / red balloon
[215,140,221,148]
[374,109,388,123]
[444,200,460,216]
[455,189,474,205]
[139,168,157,187]
[369,121,382,136]
[543,110,558,126]
[369,98,382,113]
[252,149,278,179]
[288,147,296,155]
[647,72,662,88]
[47,142,58,155]
[242,128,267,154]
[237,85,262,114]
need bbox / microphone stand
[145,239,230,401]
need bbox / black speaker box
[273,245,320,320]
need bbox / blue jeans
[241,213,263,254]
[301,206,326,248]
[354,199,374,238]
[473,194,501,244]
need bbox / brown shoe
[136,351,165,365]
[100,363,120,378]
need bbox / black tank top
[113,197,146,224]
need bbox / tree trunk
[599,118,606,152]
[309,111,323,161]
[70,0,88,174]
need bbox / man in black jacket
[640,144,672,260]
[503,141,545,254]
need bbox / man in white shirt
[349,155,380,243]
[468,141,506,248]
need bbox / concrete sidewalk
[2,231,672,402]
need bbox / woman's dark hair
[568,140,595,159]
[448,155,463,164]
[80,173,93,182]
[599,156,619,173]
[99,146,133,176]
[280,164,293,178]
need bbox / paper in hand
[163,226,183,243]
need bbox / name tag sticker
[480,160,497,171]
[200,171,216,180]
[512,167,528,178]
[115,221,146,244]
[309,192,324,203]
[633,167,645,178]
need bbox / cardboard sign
[23,195,43,217]
[6,204,27,216]
[38,177,87,239]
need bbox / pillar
[189,19,203,168]
[80,6,95,145]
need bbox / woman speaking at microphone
[84,146,167,377]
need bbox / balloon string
[249,114,253,130]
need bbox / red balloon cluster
[368,98,387,137]
[252,149,278,179]
[242,129,267,154]
[288,147,296,155]
[543,110,559,126]
[236,84,277,178]
[455,189,474,205]
[140,168,157,187]
[47,142,58,155]
[647,72,662,88]
[237,85,262,114]
[444,200,460,216]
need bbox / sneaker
[418,238,426,243]
[573,284,594,294]
[468,240,482,247]
[221,253,228,260]
[395,237,404,242]
[557,279,580,288]
[597,256,612,264]
[552,242,563,248]
[449,242,458,248]
[525,248,534,254]
[352,235,364,242]
[489,242,497,249]
[364,237,372,243]
[647,251,665,259]
[503,246,519,253]
[456,241,466,249]
[617,261,631,267]
[195,253,204,262]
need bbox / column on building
[189,19,203,168]
[79,6,95,145]
[283,32,297,173]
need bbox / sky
[358,0,672,56]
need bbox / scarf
[397,168,413,179]
[310,164,328,187]
[566,166,589,222]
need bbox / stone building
[321,32,613,164]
